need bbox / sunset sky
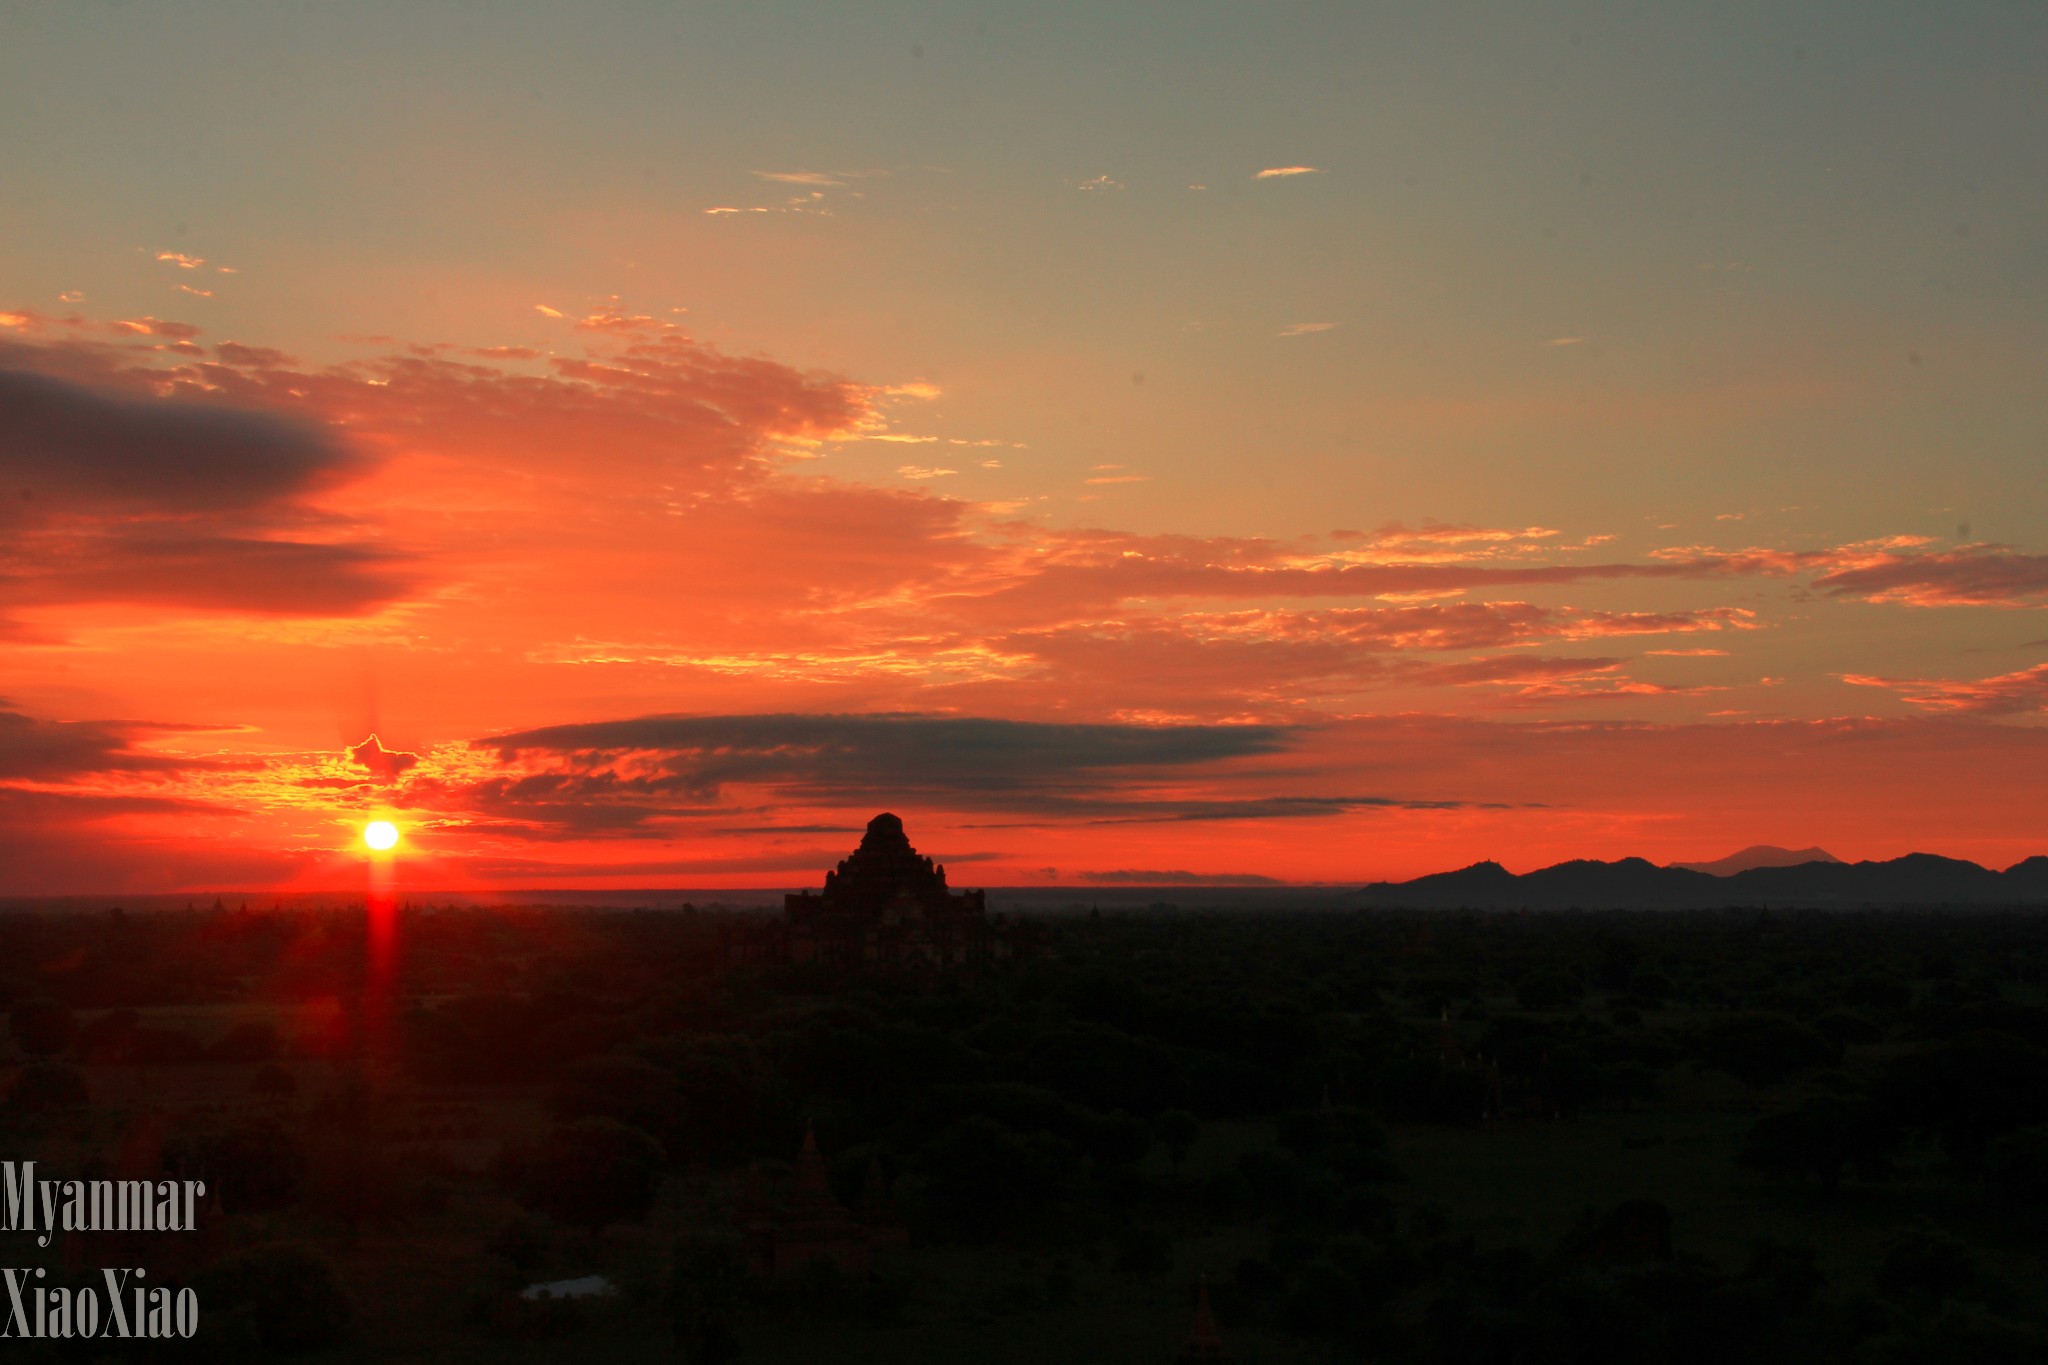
[4,3,2046,894]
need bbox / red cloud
[0,308,875,634]
[1811,548,2048,606]
[1843,662,2048,715]
[1654,539,2048,607]
[0,353,405,621]
[7,303,2048,894]
[0,706,208,780]
[347,733,420,782]
[959,605,1755,716]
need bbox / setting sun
[363,820,400,852]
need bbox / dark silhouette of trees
[1740,1095,1892,1191]
[1152,1108,1200,1174]
[1876,1031,2048,1169]
[209,1020,279,1063]
[671,1231,748,1365]
[252,1061,297,1097]
[8,1061,88,1112]
[548,1053,679,1145]
[9,997,75,1055]
[512,1118,667,1234]
[190,1243,352,1355]
[1688,1013,1840,1088]
[9,896,2048,1358]
[911,1114,1083,1242]
[166,1119,308,1214]
[1983,1125,2048,1207]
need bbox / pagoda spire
[1179,1275,1229,1361]
[794,1120,832,1196]
[859,1155,890,1222]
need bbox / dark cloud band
[0,366,355,516]
[483,712,1298,790]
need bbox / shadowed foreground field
[5,901,2048,1362]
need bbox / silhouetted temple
[718,813,1038,969]
[785,811,985,926]
[730,1124,910,1278]
[735,1124,872,1277]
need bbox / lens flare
[364,820,400,851]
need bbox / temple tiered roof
[786,812,985,927]
[734,1123,871,1277]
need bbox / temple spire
[795,1120,832,1195]
[1179,1276,1229,1361]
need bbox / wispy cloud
[1279,322,1337,337]
[1255,166,1323,179]
[1652,538,2048,607]
[898,465,958,480]
[1079,869,1282,885]
[702,189,835,216]
[751,170,845,186]
[1843,663,2048,715]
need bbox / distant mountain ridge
[1670,845,1841,876]
[1359,852,2048,909]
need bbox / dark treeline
[4,901,2048,1362]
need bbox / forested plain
[4,899,2048,1363]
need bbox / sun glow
[363,820,400,851]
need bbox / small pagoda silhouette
[858,1154,908,1249]
[734,1123,872,1277]
[1179,1276,1230,1361]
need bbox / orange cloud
[1652,538,2048,606]
[752,170,845,186]
[0,365,408,621]
[1843,663,2048,714]
[348,733,421,782]
[5,304,2044,892]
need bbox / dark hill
[2003,856,2048,896]
[1359,852,2048,909]
[1671,844,1840,875]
